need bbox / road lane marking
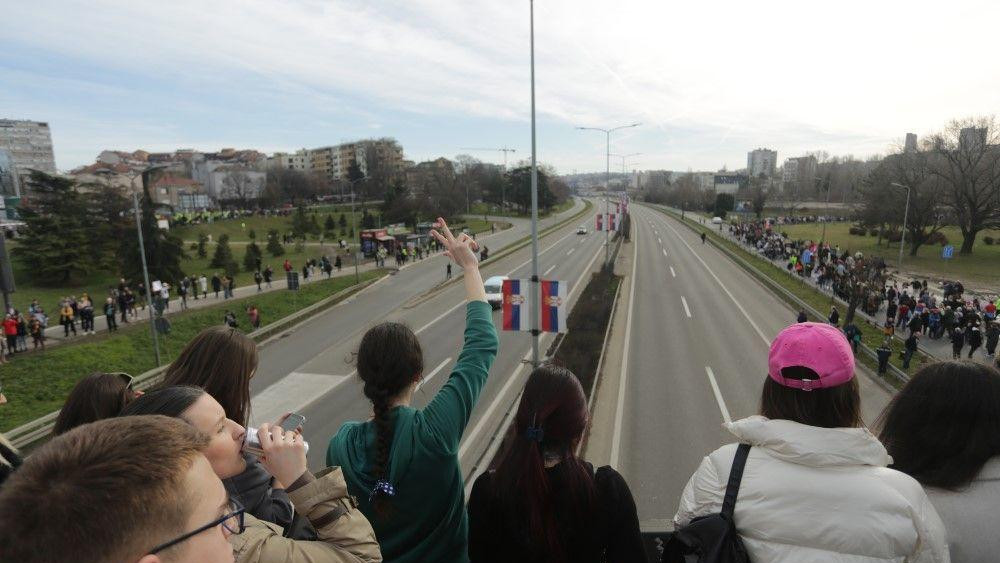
[415,357,452,391]
[543,264,556,276]
[661,219,770,345]
[251,372,351,425]
[567,247,575,256]
[658,238,662,245]
[681,296,692,318]
[662,248,667,257]
[705,366,732,423]
[610,219,639,470]
[670,266,676,277]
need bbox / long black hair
[356,321,423,514]
[492,365,595,563]
[876,361,1000,490]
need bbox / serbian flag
[608,213,617,231]
[596,213,604,231]
[501,279,530,332]
[540,280,568,333]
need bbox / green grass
[0,269,386,432]
[778,223,1000,289]
[652,205,927,387]
[469,198,575,218]
[172,209,381,243]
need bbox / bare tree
[221,170,261,208]
[881,150,949,256]
[926,116,1000,255]
[749,173,770,219]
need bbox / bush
[926,232,949,246]
[848,226,865,236]
[189,242,198,250]
[868,229,878,237]
[985,236,995,245]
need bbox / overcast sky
[4,0,999,174]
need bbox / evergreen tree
[361,210,376,229]
[13,172,94,285]
[209,234,239,276]
[197,232,209,258]
[248,229,256,241]
[291,206,310,239]
[266,229,285,257]
[118,179,187,284]
[338,212,347,229]
[86,184,131,272]
[309,213,321,236]
[243,241,263,272]
[324,214,336,234]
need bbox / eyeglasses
[112,372,135,391]
[148,499,245,555]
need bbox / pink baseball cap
[768,322,855,390]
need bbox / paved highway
[614,204,894,528]
[244,198,606,481]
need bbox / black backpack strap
[720,443,751,518]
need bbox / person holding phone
[121,386,381,562]
[327,217,499,563]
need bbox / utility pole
[577,124,640,266]
[529,0,540,367]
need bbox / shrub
[985,236,995,245]
[926,232,949,246]
[848,226,865,236]
[869,229,878,237]
[189,242,198,250]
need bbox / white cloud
[5,0,1000,171]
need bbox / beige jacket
[231,466,382,563]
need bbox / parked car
[484,275,509,309]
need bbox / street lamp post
[348,176,368,284]
[529,0,540,366]
[891,182,912,269]
[577,123,640,266]
[815,176,833,244]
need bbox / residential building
[406,158,454,192]
[904,133,918,153]
[959,127,987,151]
[0,120,57,184]
[267,149,311,171]
[747,148,777,177]
[0,150,21,197]
[713,174,747,195]
[782,155,818,193]
[309,139,405,185]
[151,176,209,211]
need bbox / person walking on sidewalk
[211,273,222,298]
[877,339,893,374]
[283,258,292,273]
[3,314,18,355]
[104,297,117,332]
[117,290,129,324]
[254,270,263,292]
[263,265,273,288]
[828,305,840,327]
[29,316,44,350]
[198,273,207,299]
[446,262,452,281]
[247,304,261,330]
[986,321,1000,358]
[903,332,919,369]
[967,323,983,359]
[79,294,94,335]
[952,326,966,359]
[60,301,77,337]
[335,255,342,272]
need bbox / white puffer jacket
[674,416,950,562]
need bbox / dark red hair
[492,365,595,562]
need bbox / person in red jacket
[283,259,292,273]
[3,314,19,356]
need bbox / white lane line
[662,248,667,258]
[681,296,692,318]
[415,357,452,391]
[705,366,732,423]
[670,266,676,278]
[610,219,639,470]
[543,264,557,276]
[251,372,351,425]
[567,247,575,256]
[661,219,770,345]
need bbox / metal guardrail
[647,204,910,385]
[5,276,382,450]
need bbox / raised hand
[430,217,479,270]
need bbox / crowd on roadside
[3,216,1000,562]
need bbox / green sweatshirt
[326,301,499,563]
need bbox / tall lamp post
[347,175,368,284]
[528,0,540,366]
[814,176,833,244]
[890,182,912,269]
[577,122,640,266]
[99,164,168,366]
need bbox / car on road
[711,216,723,224]
[484,275,509,309]
[576,225,588,235]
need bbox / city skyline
[3,0,999,173]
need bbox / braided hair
[356,321,423,515]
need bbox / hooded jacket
[674,416,949,562]
[924,457,1000,563]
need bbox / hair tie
[525,413,544,442]
[370,479,396,502]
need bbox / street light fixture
[890,182,912,269]
[814,176,832,244]
[576,123,641,266]
[347,175,368,284]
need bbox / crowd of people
[1,216,1000,562]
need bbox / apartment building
[0,120,57,182]
[747,148,777,177]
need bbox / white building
[782,155,818,192]
[267,149,311,171]
[0,120,57,181]
[713,174,746,195]
[747,148,777,178]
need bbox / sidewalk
[709,221,993,364]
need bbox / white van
[484,275,509,309]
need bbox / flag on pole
[501,279,530,332]
[596,213,604,232]
[539,280,568,333]
[608,213,618,231]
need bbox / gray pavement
[596,204,893,528]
